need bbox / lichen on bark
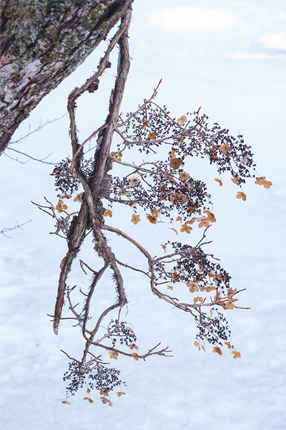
[0,0,133,154]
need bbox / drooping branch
[29,3,272,403]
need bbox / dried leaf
[231,176,240,185]
[128,176,141,187]
[177,115,187,124]
[215,178,223,186]
[168,149,177,159]
[146,214,157,224]
[147,132,158,140]
[179,172,189,181]
[73,192,83,203]
[236,191,247,201]
[108,350,118,359]
[169,158,183,169]
[180,223,192,233]
[203,210,216,223]
[110,151,122,162]
[241,155,249,163]
[219,143,231,154]
[131,214,141,225]
[100,397,113,406]
[83,397,93,403]
[198,218,210,228]
[103,209,113,217]
[231,350,241,359]
[131,352,139,361]
[187,282,198,293]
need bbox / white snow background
[0,1,285,429]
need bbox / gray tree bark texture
[0,0,133,155]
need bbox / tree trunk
[0,0,133,154]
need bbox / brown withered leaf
[169,158,183,169]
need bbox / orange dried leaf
[117,392,126,397]
[255,176,266,184]
[187,282,198,293]
[103,209,113,217]
[167,285,173,290]
[180,223,192,234]
[62,194,72,199]
[169,158,183,169]
[146,214,157,224]
[147,132,158,140]
[131,352,139,361]
[198,218,210,228]
[203,210,216,223]
[170,227,178,235]
[179,172,189,181]
[108,350,118,359]
[215,178,223,186]
[131,214,141,225]
[264,181,272,189]
[168,149,177,159]
[62,400,70,405]
[231,350,241,359]
[231,176,240,185]
[129,344,138,350]
[56,199,68,213]
[161,244,167,252]
[236,191,247,201]
[219,143,231,153]
[100,397,113,406]
[110,151,122,161]
[213,347,222,355]
[83,397,93,403]
[177,115,187,124]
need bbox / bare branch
[0,220,32,237]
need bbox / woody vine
[33,9,272,406]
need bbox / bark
[0,0,133,155]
